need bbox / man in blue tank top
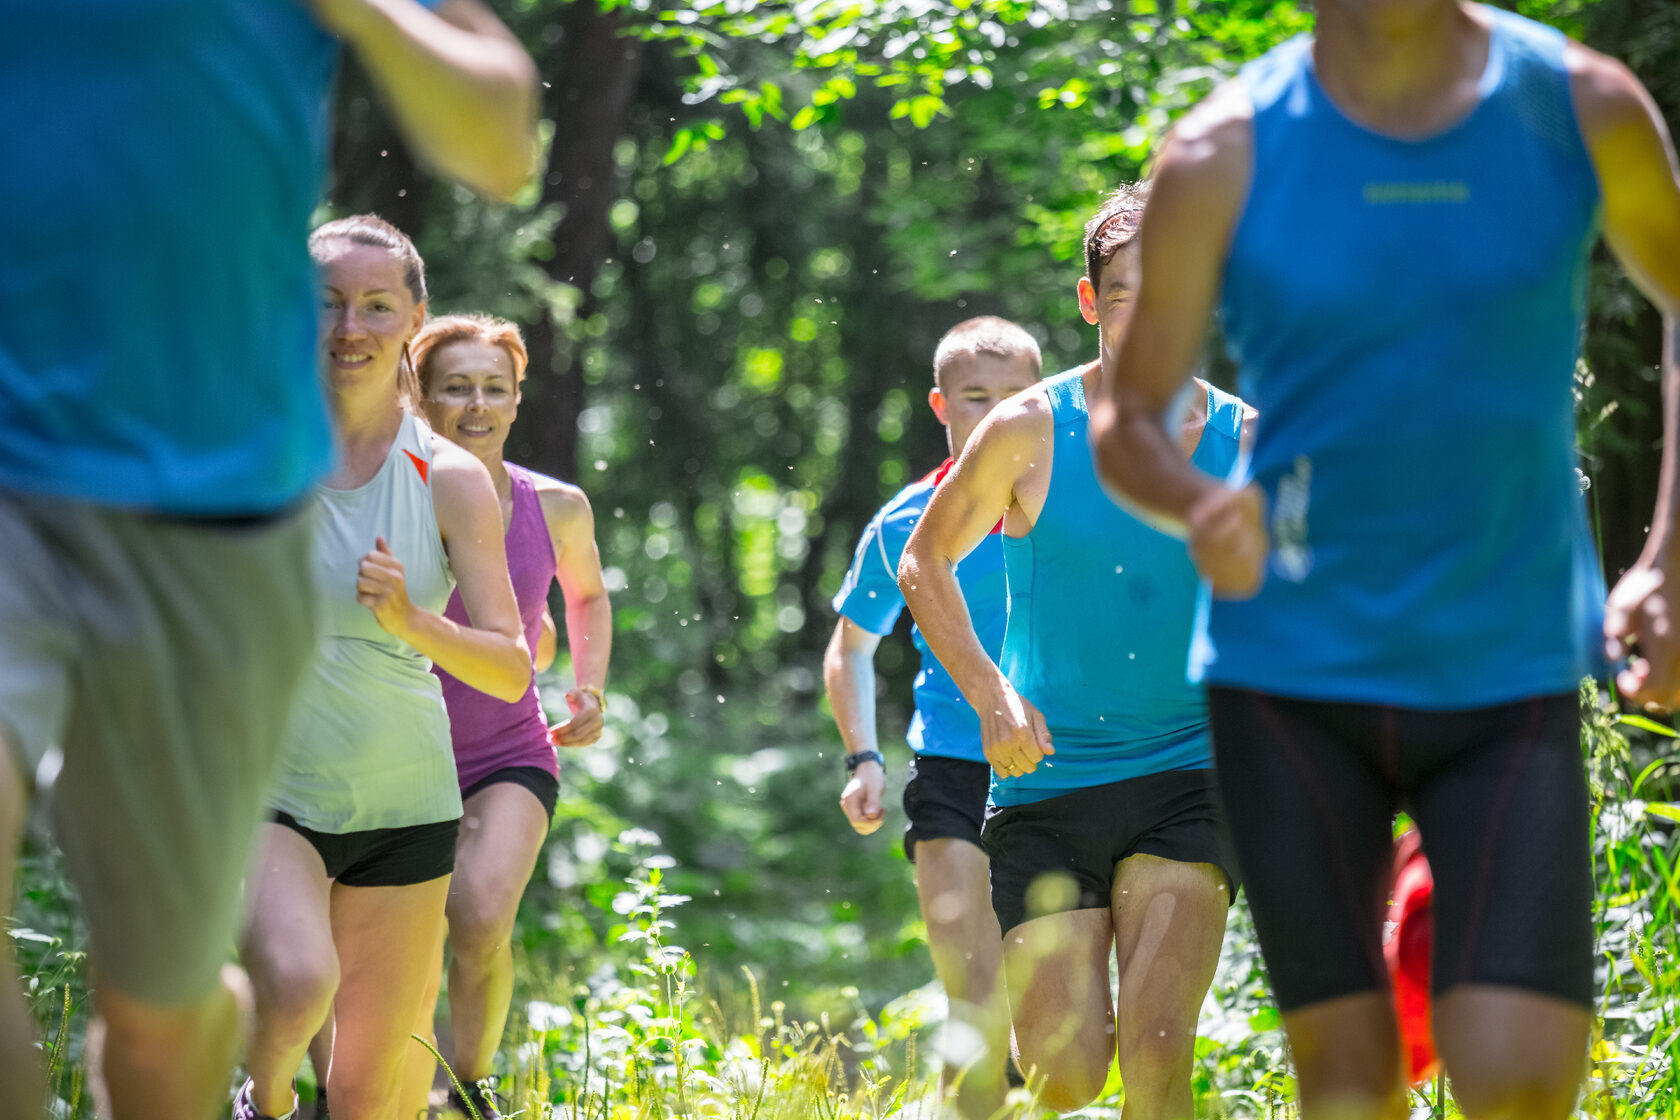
[899,185,1251,1119]
[825,316,1040,1112]
[0,4,535,1117]
[1091,3,1680,1117]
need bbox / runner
[898,184,1250,1118]
[825,316,1041,1112]
[236,217,533,1120]
[404,314,614,1119]
[0,5,535,1118]
[1090,4,1680,1116]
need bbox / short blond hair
[411,313,531,393]
[932,316,1042,385]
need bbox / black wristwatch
[845,750,886,773]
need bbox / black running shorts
[902,753,991,863]
[1206,687,1593,1012]
[272,812,458,888]
[462,765,560,823]
[982,768,1239,935]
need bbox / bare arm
[420,441,532,701]
[1090,85,1267,595]
[824,618,888,834]
[899,397,1054,776]
[534,606,558,672]
[1572,46,1680,707]
[310,0,538,200]
[539,481,613,746]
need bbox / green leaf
[790,106,820,131]
[1643,802,1680,824]
[663,128,694,165]
[1619,713,1679,737]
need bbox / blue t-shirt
[0,0,433,515]
[1200,7,1606,708]
[994,371,1245,807]
[833,461,1007,763]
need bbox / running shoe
[233,1078,297,1120]
[1384,827,1439,1086]
[447,1077,505,1120]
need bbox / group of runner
[831,3,1680,1120]
[5,1,1680,1120]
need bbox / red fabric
[403,449,429,484]
[1385,828,1439,1085]
[926,457,1004,535]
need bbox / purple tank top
[435,462,558,790]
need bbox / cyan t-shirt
[833,461,1007,764]
[0,0,436,515]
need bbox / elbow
[490,639,534,702]
[470,63,541,201]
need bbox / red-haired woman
[406,313,612,1117]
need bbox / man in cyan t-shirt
[825,316,1040,1113]
[0,3,535,1116]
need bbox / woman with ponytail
[236,215,532,1120]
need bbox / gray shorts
[0,492,317,1006]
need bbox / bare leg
[308,1018,334,1112]
[1109,855,1228,1120]
[1002,905,1115,1112]
[399,935,446,1120]
[0,742,42,1119]
[328,875,451,1120]
[1281,992,1409,1120]
[912,838,1005,1118]
[243,825,339,1117]
[90,965,252,1120]
[1433,985,1589,1120]
[444,784,549,1080]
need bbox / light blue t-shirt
[1202,7,1606,708]
[833,461,1007,764]
[0,0,436,515]
[993,371,1245,807]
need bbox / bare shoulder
[1156,77,1254,181]
[526,470,595,532]
[1565,39,1659,137]
[971,380,1055,456]
[429,433,496,497]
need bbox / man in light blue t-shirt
[0,3,535,1117]
[824,316,1040,1112]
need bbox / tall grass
[10,683,1680,1117]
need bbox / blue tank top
[1201,9,1605,709]
[833,461,1005,763]
[993,369,1245,806]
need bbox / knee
[1452,1063,1583,1120]
[1016,1031,1110,1113]
[248,948,337,1040]
[1034,1063,1108,1113]
[324,1072,399,1120]
[98,968,244,1066]
[1119,1019,1196,1088]
[447,894,515,966]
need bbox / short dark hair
[932,316,1042,385]
[1083,180,1151,293]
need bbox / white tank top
[271,412,462,832]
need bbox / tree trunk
[519,1,646,481]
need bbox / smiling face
[316,240,424,396]
[930,351,1043,458]
[421,339,521,455]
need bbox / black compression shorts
[1207,688,1593,1012]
